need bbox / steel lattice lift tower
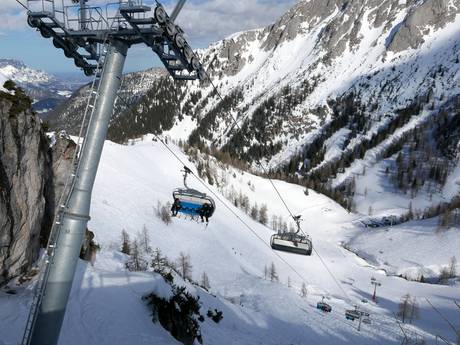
[21,1,203,344]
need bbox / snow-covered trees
[150,248,169,274]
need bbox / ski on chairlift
[270,215,312,256]
[171,166,216,222]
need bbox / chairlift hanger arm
[170,0,187,22]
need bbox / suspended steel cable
[15,0,28,10]
[196,61,356,302]
[115,61,354,304]
[115,93,314,289]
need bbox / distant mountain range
[0,58,88,115]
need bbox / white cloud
[172,0,296,44]
[0,0,296,44]
[0,0,28,30]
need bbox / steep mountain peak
[0,59,27,69]
[0,59,54,85]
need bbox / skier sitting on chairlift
[171,197,181,216]
[199,203,213,223]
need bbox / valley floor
[1,136,459,345]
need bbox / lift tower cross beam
[22,1,201,345]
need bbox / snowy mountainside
[0,59,52,85]
[1,135,459,345]
[47,68,168,134]
[346,217,460,281]
[50,0,460,217]
[0,72,7,92]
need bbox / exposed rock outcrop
[388,0,460,52]
[0,83,75,285]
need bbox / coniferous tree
[121,229,131,255]
[150,248,168,274]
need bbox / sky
[0,0,297,75]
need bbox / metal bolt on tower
[22,1,203,344]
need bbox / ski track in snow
[1,137,459,345]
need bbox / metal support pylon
[22,0,200,343]
[29,39,128,345]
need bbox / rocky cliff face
[0,84,74,285]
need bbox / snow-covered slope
[0,72,7,92]
[1,136,459,345]
[50,0,460,220]
[346,217,460,281]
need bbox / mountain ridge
[50,0,460,219]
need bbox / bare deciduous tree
[177,252,193,281]
[269,262,278,282]
[201,272,211,290]
[126,240,148,272]
[139,225,152,254]
[155,201,172,225]
[259,204,268,225]
[250,204,259,221]
[300,283,308,298]
[398,294,419,323]
[398,294,411,323]
[449,256,457,278]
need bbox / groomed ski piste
[1,135,459,345]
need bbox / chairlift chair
[345,309,361,321]
[270,216,313,256]
[316,297,332,312]
[171,166,216,221]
